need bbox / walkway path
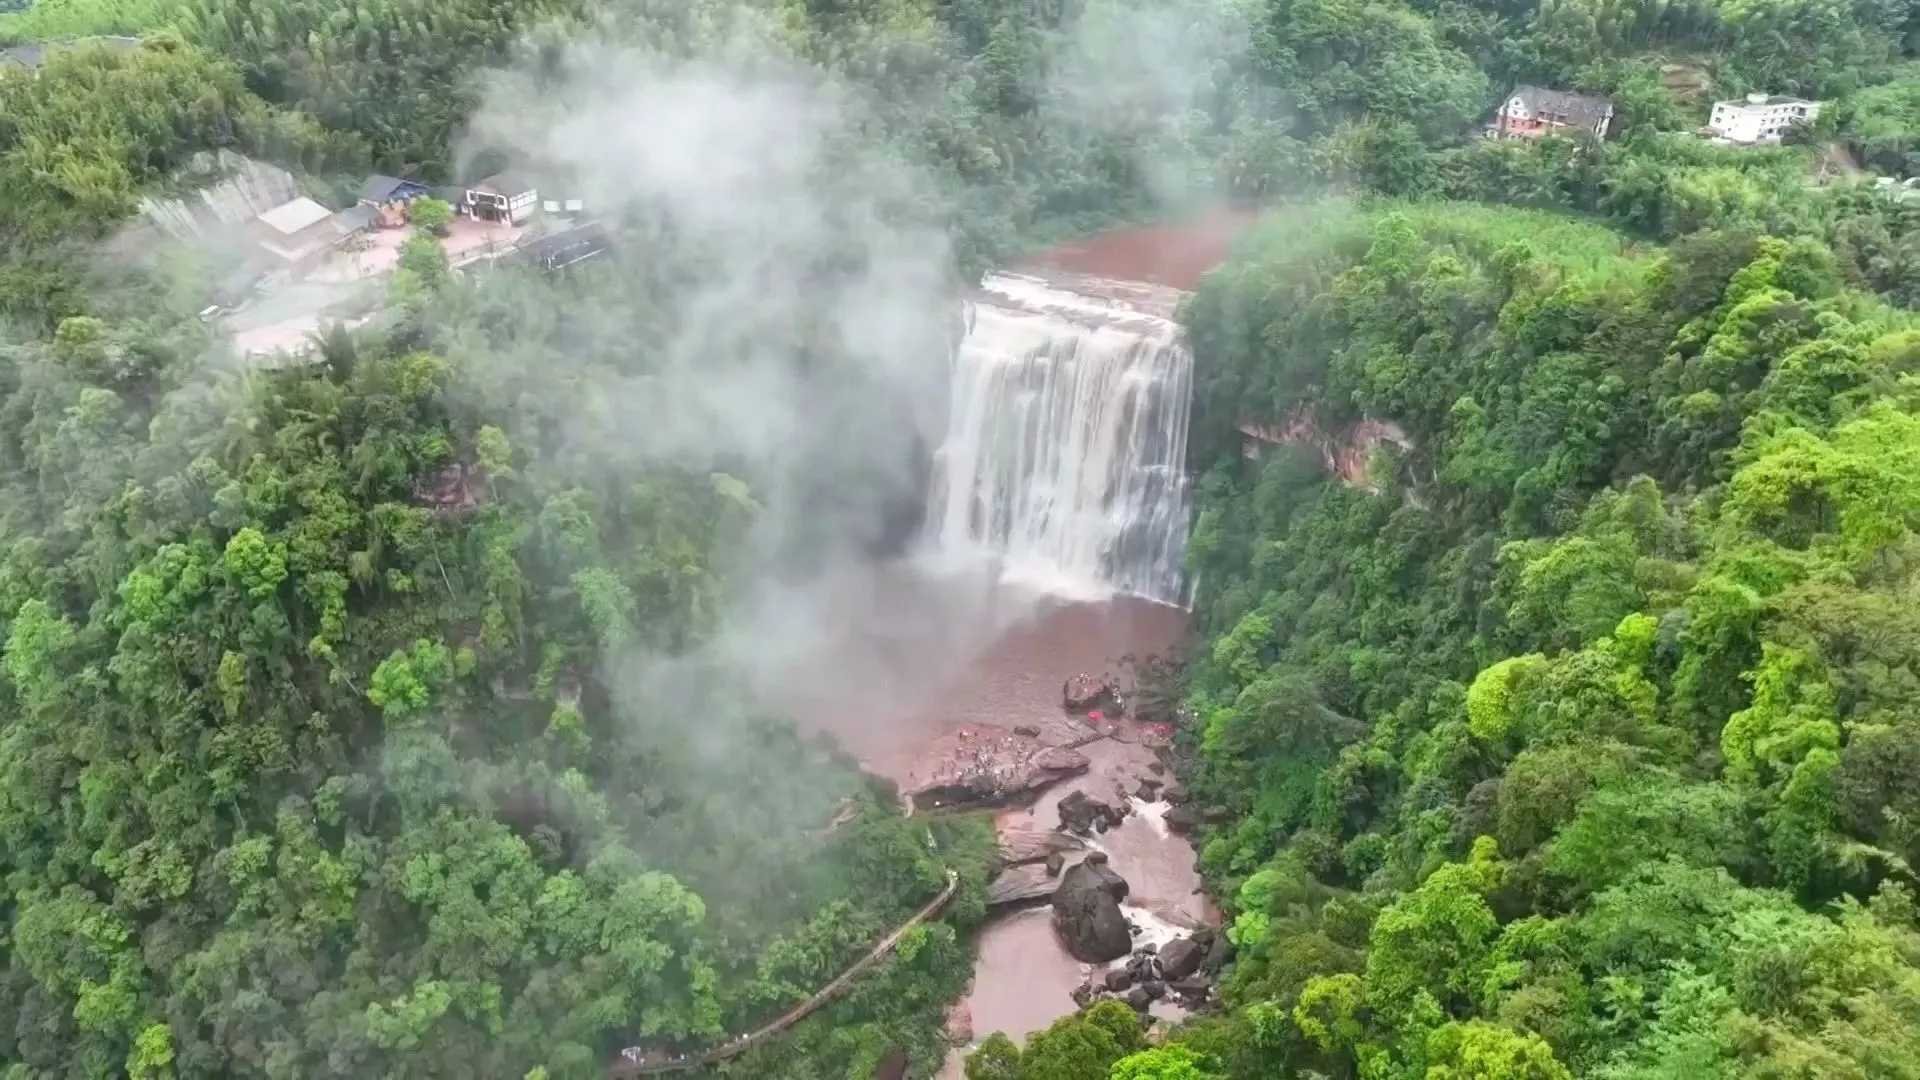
[608,868,961,1077]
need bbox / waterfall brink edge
[927,271,1194,609]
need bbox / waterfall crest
[927,271,1193,607]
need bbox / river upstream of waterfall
[754,240,1233,1074]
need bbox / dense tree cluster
[0,257,1000,1076]
[1156,202,1920,1078]
[966,1001,1228,1080]
[0,0,1918,1076]
[1843,62,1920,177]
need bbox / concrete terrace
[227,216,525,358]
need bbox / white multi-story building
[1708,93,1822,144]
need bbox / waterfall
[927,271,1193,607]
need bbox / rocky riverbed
[747,556,1212,1074]
[922,658,1218,1075]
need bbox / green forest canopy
[1159,201,1920,1079]
[965,198,1920,1080]
[0,0,1915,1078]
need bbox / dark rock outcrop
[1122,949,1160,984]
[1157,937,1204,982]
[1071,932,1224,1016]
[1071,852,1130,900]
[1062,673,1123,715]
[1162,804,1205,834]
[1169,974,1213,999]
[1195,928,1227,976]
[1051,853,1133,962]
[1058,790,1128,836]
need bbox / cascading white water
[927,271,1193,607]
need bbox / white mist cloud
[442,0,1254,767]
[463,28,954,471]
[452,17,1009,766]
[1038,0,1258,211]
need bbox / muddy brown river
[728,213,1256,1072]
[739,552,1206,1072]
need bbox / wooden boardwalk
[608,869,960,1077]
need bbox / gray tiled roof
[470,171,537,197]
[1510,84,1613,120]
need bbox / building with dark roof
[357,174,432,208]
[508,221,611,272]
[1488,85,1615,141]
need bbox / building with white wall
[247,197,375,273]
[1708,94,1822,145]
[461,172,539,226]
[1488,85,1615,141]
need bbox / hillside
[1169,202,1920,1078]
[0,0,1915,1078]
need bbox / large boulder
[1050,853,1133,963]
[1157,936,1204,982]
[1162,804,1205,834]
[1169,974,1214,1003]
[1063,673,1122,715]
[1072,851,1129,902]
[986,864,1060,908]
[1058,790,1126,836]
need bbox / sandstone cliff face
[998,825,1087,865]
[1237,405,1414,492]
[137,151,309,241]
[986,863,1061,908]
